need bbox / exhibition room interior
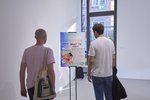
[0,0,150,100]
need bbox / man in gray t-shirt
[88,23,115,100]
[19,29,56,100]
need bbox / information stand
[69,66,77,100]
[60,32,86,100]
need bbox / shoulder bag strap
[43,48,49,70]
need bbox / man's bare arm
[19,62,27,97]
[88,56,95,82]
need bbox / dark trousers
[28,87,50,100]
[28,87,34,100]
[92,76,113,100]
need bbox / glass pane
[90,0,114,12]
[90,15,114,41]
[81,0,87,32]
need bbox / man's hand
[88,74,92,82]
[20,62,27,97]
[21,88,27,97]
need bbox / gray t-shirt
[22,45,55,89]
[88,36,115,77]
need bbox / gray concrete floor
[54,76,150,100]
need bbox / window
[81,0,117,51]
[91,0,99,7]
[90,15,114,41]
[90,0,114,12]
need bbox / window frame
[81,0,117,65]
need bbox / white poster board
[60,32,86,67]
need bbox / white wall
[0,0,80,100]
[1,0,150,99]
[117,0,150,80]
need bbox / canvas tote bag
[33,48,55,100]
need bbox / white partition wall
[0,0,80,100]
[117,0,150,80]
[1,0,150,100]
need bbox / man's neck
[35,42,44,46]
[98,34,103,38]
[96,34,103,38]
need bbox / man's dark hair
[92,23,104,35]
[35,28,46,38]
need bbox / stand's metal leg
[69,66,77,100]
[69,66,71,100]
[75,66,77,100]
